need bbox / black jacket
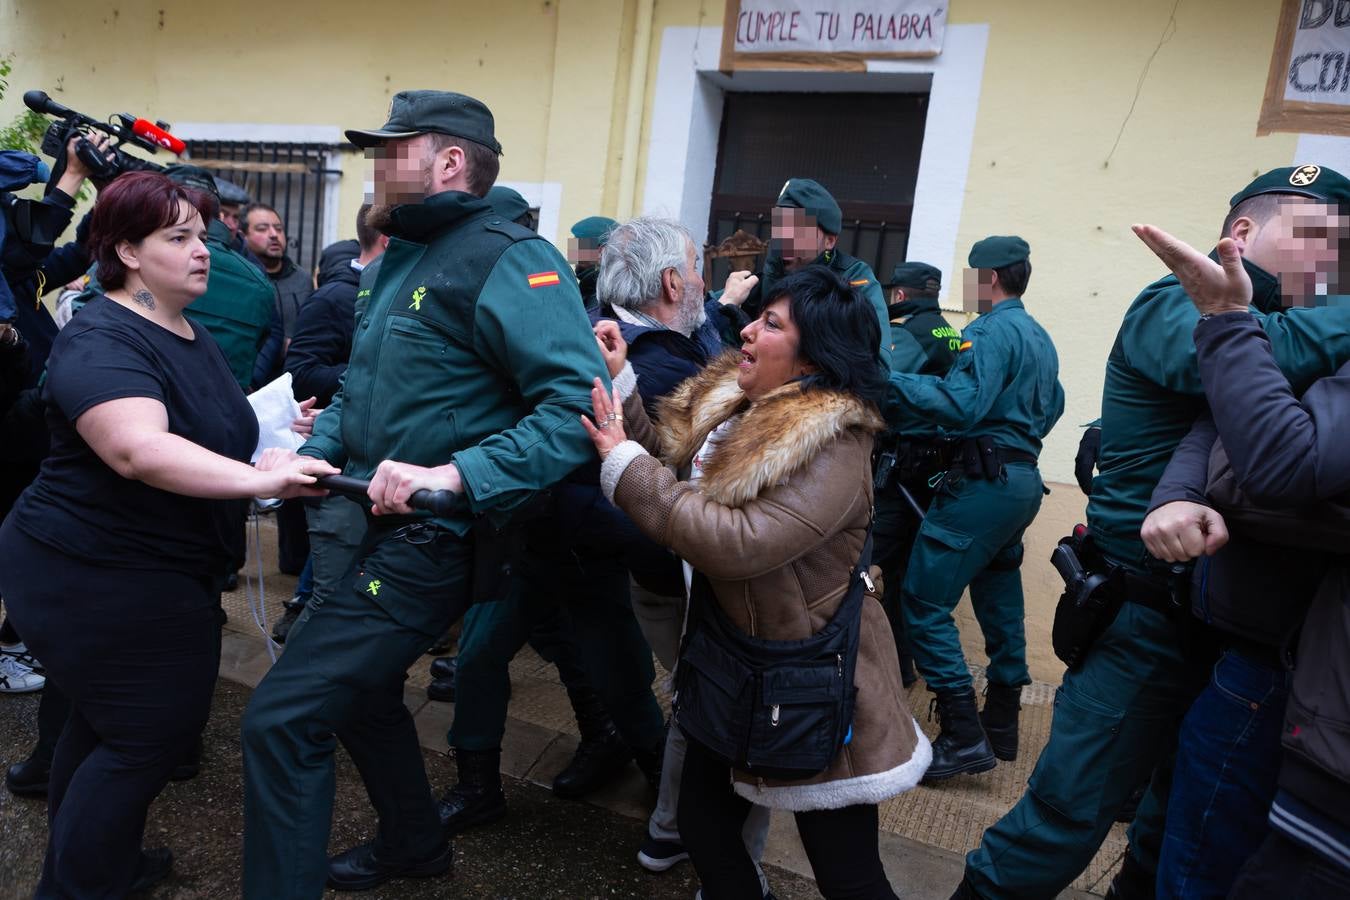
[1186,310,1350,830]
[1149,411,1328,651]
[887,296,958,377]
[285,261,360,406]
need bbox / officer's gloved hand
[1074,425,1101,496]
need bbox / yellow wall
[0,0,1308,683]
[0,0,640,245]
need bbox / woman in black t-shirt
[0,172,337,898]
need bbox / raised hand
[579,377,627,459]
[1132,225,1252,316]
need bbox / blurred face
[568,237,603,270]
[670,239,707,336]
[736,296,815,399]
[245,208,286,262]
[772,207,837,271]
[120,201,211,301]
[1238,197,1350,306]
[962,268,995,314]
[367,134,438,207]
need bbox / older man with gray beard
[592,217,727,411]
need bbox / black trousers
[678,734,898,900]
[0,520,220,899]
[1229,830,1350,898]
[275,497,311,576]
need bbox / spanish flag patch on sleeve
[849,279,869,287]
[959,340,973,352]
[527,271,560,289]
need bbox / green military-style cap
[775,178,842,235]
[486,186,529,222]
[571,215,618,246]
[890,261,942,292]
[1229,164,1350,208]
[968,235,1030,269]
[163,164,220,202]
[346,90,503,155]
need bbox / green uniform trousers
[964,602,1209,898]
[450,525,665,755]
[241,520,470,899]
[901,463,1043,693]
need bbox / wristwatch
[0,326,20,347]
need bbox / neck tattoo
[131,289,156,310]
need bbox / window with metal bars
[706,91,928,289]
[183,139,344,274]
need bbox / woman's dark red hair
[87,171,216,290]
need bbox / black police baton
[317,475,458,518]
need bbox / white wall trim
[1294,133,1350,169]
[642,25,989,283]
[172,122,344,144]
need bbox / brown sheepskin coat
[600,354,931,810]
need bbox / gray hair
[597,217,694,312]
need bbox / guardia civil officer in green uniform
[872,261,961,685]
[887,237,1063,782]
[240,90,611,898]
[724,178,892,368]
[568,215,616,311]
[955,166,1350,900]
[887,261,960,375]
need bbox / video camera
[22,90,186,188]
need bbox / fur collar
[653,352,885,508]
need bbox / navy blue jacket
[590,301,719,418]
[285,262,360,406]
[1179,310,1350,843]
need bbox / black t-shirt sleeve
[45,327,168,422]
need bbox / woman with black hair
[586,265,931,899]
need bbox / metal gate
[706,91,928,288]
[184,139,344,274]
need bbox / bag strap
[687,522,875,646]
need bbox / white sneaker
[0,654,45,693]
[1,642,44,674]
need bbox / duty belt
[1071,531,1188,618]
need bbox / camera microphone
[130,119,186,155]
[23,90,74,118]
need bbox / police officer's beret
[346,90,502,155]
[775,178,842,235]
[968,235,1030,269]
[214,177,250,206]
[571,215,618,246]
[163,164,219,202]
[890,261,942,292]
[1229,164,1350,209]
[486,186,529,223]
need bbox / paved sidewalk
[0,515,1113,898]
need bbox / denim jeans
[1156,647,1290,899]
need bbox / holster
[1049,527,1191,670]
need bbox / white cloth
[247,372,303,464]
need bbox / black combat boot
[948,876,984,899]
[978,682,1022,762]
[437,748,507,834]
[1104,849,1153,900]
[923,688,996,782]
[552,686,632,799]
